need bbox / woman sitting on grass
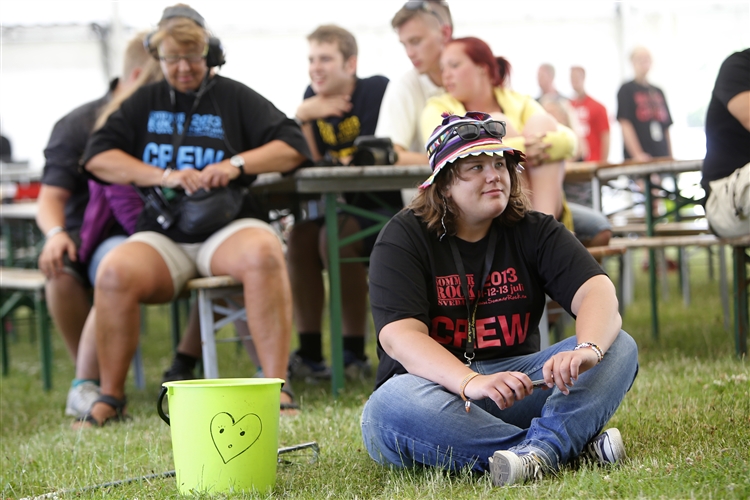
[361,111,639,486]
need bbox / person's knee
[45,272,87,299]
[95,251,140,295]
[235,232,286,275]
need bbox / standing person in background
[537,63,563,102]
[570,65,610,163]
[616,46,672,161]
[287,24,390,380]
[701,48,750,238]
[374,0,453,166]
[564,65,611,209]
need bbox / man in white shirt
[374,0,453,165]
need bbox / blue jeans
[361,331,638,472]
[87,235,128,286]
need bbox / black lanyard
[447,225,497,366]
[167,74,216,170]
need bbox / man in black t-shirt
[616,46,673,161]
[287,25,392,380]
[701,49,750,238]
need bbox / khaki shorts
[127,218,281,298]
[706,162,750,238]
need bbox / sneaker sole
[489,450,521,486]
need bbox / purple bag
[78,181,143,264]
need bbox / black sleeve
[615,83,633,122]
[82,87,148,166]
[527,213,607,316]
[714,51,750,107]
[42,101,101,190]
[369,214,432,335]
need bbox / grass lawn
[1,248,748,499]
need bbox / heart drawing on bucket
[210,412,263,464]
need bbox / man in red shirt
[569,66,610,162]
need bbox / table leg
[325,193,345,396]
[645,176,659,339]
[733,246,748,357]
[35,289,52,391]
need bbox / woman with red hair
[421,37,577,230]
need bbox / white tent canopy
[2,0,749,170]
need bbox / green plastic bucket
[158,378,283,495]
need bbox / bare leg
[84,242,175,424]
[210,228,294,406]
[287,221,325,333]
[45,273,90,362]
[75,307,99,380]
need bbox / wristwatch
[229,155,245,171]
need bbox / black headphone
[143,5,226,68]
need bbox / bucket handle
[157,386,170,426]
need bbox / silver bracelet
[160,168,173,187]
[45,225,66,240]
[574,342,604,364]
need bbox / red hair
[448,37,511,88]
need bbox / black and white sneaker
[580,428,627,465]
[489,450,546,486]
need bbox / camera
[350,136,398,166]
[136,186,175,230]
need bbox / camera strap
[447,225,497,366]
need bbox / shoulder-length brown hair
[408,154,529,238]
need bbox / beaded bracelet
[459,372,480,413]
[574,342,604,364]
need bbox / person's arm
[618,119,651,161]
[380,317,535,410]
[85,149,203,194]
[541,274,622,393]
[36,185,77,278]
[394,145,428,166]
[198,140,308,189]
[300,122,322,163]
[600,130,610,163]
[727,90,750,131]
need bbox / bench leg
[681,247,691,306]
[648,248,660,339]
[198,289,220,379]
[733,246,748,357]
[719,245,730,330]
[34,290,52,391]
[1,311,8,377]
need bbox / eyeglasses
[427,114,507,157]
[403,0,447,25]
[159,53,206,65]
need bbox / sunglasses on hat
[427,112,507,157]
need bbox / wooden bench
[0,267,52,390]
[609,234,749,356]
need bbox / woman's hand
[462,371,537,410]
[163,168,202,194]
[523,134,552,167]
[38,232,77,279]
[541,348,599,395]
[198,161,241,190]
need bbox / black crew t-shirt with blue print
[369,209,606,390]
[84,75,311,243]
[303,75,403,211]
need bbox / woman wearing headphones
[79,4,311,426]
